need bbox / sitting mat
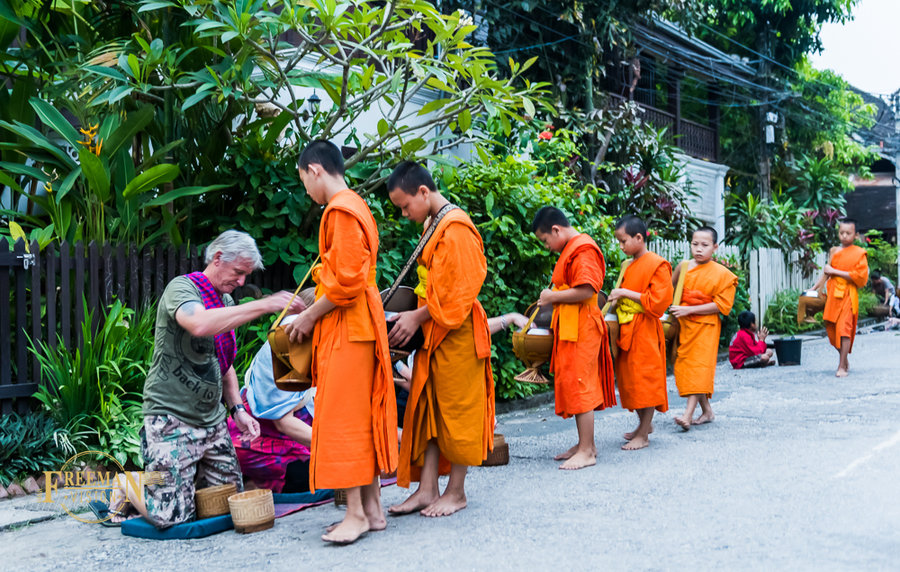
[121,514,233,540]
[273,489,334,518]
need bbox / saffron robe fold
[398,209,495,488]
[615,252,673,412]
[549,233,616,418]
[308,190,398,492]
[823,245,868,351]
[673,261,737,397]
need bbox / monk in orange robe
[670,226,737,430]
[531,206,616,469]
[810,218,868,377]
[608,216,673,450]
[385,161,494,518]
[285,140,397,544]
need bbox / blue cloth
[244,315,315,420]
[119,491,334,539]
[121,514,234,539]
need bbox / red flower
[538,131,553,140]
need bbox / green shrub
[0,412,75,487]
[865,230,898,285]
[858,289,880,317]
[764,288,822,335]
[30,300,154,468]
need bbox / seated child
[227,313,315,494]
[729,311,774,369]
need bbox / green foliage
[0,412,76,487]
[0,98,228,247]
[30,300,154,468]
[464,0,700,109]
[858,289,879,318]
[764,288,821,335]
[83,0,548,194]
[725,192,804,252]
[865,230,898,285]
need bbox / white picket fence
[749,248,826,325]
[647,240,824,325]
[648,239,740,262]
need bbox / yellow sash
[615,298,644,324]
[413,265,428,299]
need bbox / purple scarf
[185,272,237,375]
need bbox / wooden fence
[0,238,295,415]
[749,248,827,325]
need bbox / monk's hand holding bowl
[284,310,315,344]
[669,305,693,318]
[387,310,422,347]
[538,288,556,307]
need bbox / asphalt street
[3,329,899,570]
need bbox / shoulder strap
[382,203,459,306]
[600,258,633,315]
[672,260,689,306]
[269,256,320,333]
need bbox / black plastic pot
[774,337,802,366]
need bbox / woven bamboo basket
[195,484,237,519]
[482,434,509,466]
[334,489,347,507]
[228,489,275,534]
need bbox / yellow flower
[44,182,53,194]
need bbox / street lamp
[307,91,321,115]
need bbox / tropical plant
[0,98,228,246]
[0,412,75,487]
[864,230,898,285]
[764,288,822,335]
[82,0,549,194]
[30,300,155,467]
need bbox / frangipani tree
[83,0,550,192]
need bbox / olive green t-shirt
[142,276,234,427]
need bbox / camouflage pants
[141,415,242,529]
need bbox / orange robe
[615,252,673,412]
[398,209,495,488]
[673,261,737,397]
[308,190,398,492]
[823,245,868,351]
[549,234,616,418]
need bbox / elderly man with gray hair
[104,230,305,528]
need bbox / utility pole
[757,21,771,200]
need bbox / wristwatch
[229,403,246,417]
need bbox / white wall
[678,154,729,239]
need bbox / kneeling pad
[272,489,333,505]
[121,514,233,540]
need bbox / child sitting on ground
[729,311,774,369]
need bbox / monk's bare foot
[624,424,653,440]
[326,515,385,534]
[622,435,650,450]
[559,450,596,470]
[836,368,848,378]
[420,491,467,517]
[388,489,437,516]
[692,412,715,425]
[554,444,579,461]
[322,514,370,544]
[674,416,691,431]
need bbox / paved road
[3,330,899,570]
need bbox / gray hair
[204,230,264,270]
